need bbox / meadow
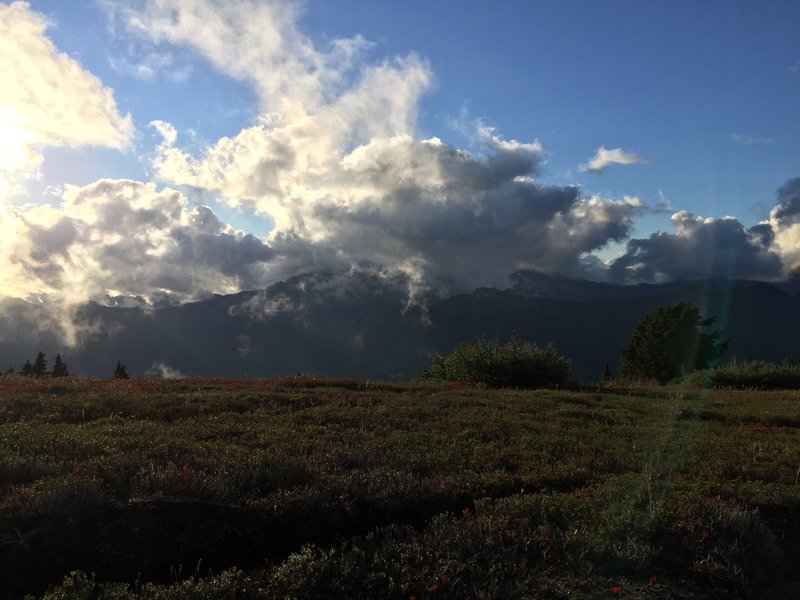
[1,376,799,598]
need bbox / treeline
[4,353,130,380]
[4,351,69,378]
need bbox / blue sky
[31,1,800,224]
[1,0,799,306]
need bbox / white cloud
[0,1,133,196]
[0,179,274,309]
[579,146,649,173]
[117,0,373,120]
[767,178,800,271]
[109,50,193,82]
[144,361,186,379]
[729,132,776,146]
[150,120,178,146]
[128,1,642,293]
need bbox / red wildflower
[462,507,470,516]
[430,583,439,592]
[648,575,657,584]
[611,585,622,594]
[503,513,512,521]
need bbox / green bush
[709,360,800,390]
[420,335,572,389]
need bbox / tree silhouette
[31,352,48,377]
[618,303,727,384]
[602,361,613,382]
[51,353,69,378]
[113,361,129,380]
[4,366,14,375]
[21,360,33,376]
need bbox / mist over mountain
[2,270,798,383]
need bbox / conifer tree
[4,366,14,375]
[32,352,48,377]
[51,353,69,378]
[618,303,727,384]
[21,360,33,376]
[113,361,129,380]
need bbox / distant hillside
[1,271,798,382]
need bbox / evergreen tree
[618,303,727,384]
[51,353,69,378]
[31,352,48,377]
[113,361,129,380]
[602,361,613,382]
[4,366,14,375]
[21,360,33,376]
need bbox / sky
[1,0,799,311]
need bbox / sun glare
[0,106,38,173]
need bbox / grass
[0,375,799,598]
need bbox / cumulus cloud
[128,1,644,293]
[579,146,649,173]
[0,1,133,196]
[767,178,800,271]
[608,210,784,283]
[729,132,776,146]
[0,179,274,310]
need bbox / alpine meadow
[2,1,800,598]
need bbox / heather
[0,376,798,598]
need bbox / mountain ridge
[1,271,797,382]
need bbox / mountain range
[2,270,799,382]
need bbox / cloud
[153,119,644,291]
[131,1,643,293]
[116,0,373,120]
[0,179,274,312]
[729,132,776,146]
[608,187,798,283]
[144,361,186,379]
[0,1,133,196]
[579,146,649,173]
[790,59,800,74]
[109,49,193,82]
[767,178,800,271]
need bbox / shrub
[420,335,572,389]
[709,360,800,390]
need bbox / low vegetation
[0,376,798,598]
[686,360,800,390]
[421,335,573,389]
